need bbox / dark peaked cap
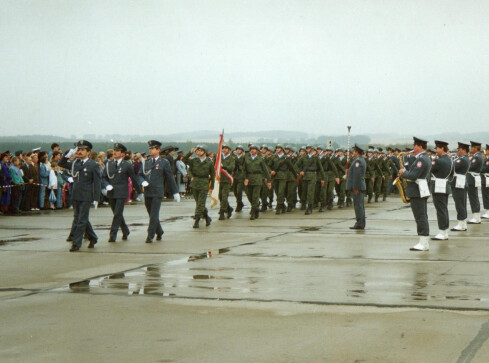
[148,140,162,148]
[434,140,449,148]
[75,140,92,149]
[113,143,127,152]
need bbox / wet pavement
[1,196,489,362]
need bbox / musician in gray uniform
[398,137,432,251]
[430,140,453,241]
[466,141,484,224]
[137,140,179,243]
[450,142,470,232]
[102,143,142,242]
[346,144,366,230]
[481,144,489,219]
[59,140,101,252]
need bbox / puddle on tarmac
[0,237,40,246]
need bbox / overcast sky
[1,0,489,138]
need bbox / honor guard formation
[1,137,489,252]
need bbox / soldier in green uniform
[380,149,398,201]
[218,144,235,220]
[284,146,299,212]
[183,145,215,228]
[297,146,307,209]
[260,145,272,212]
[270,144,296,214]
[244,145,271,220]
[365,149,376,203]
[296,145,325,215]
[333,148,347,208]
[372,149,384,202]
[322,146,339,210]
[232,145,246,212]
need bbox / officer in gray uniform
[430,140,453,240]
[102,143,142,242]
[481,144,489,219]
[467,141,484,224]
[137,140,179,243]
[346,144,366,230]
[59,140,101,252]
[450,142,470,231]
[398,137,432,251]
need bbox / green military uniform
[184,146,215,228]
[333,152,347,208]
[319,148,338,210]
[380,153,397,201]
[285,146,299,212]
[373,151,384,202]
[260,146,272,211]
[232,146,246,212]
[243,146,271,220]
[297,146,307,208]
[296,146,325,214]
[270,145,296,214]
[218,146,235,220]
[365,151,376,203]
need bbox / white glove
[66,148,77,158]
[93,201,98,209]
[67,177,74,183]
[101,189,107,197]
[106,185,114,191]
[173,193,181,203]
[141,181,149,187]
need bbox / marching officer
[466,141,484,224]
[218,144,235,220]
[398,137,432,251]
[232,145,246,212]
[138,140,179,243]
[102,143,142,242]
[243,144,271,220]
[184,145,215,228]
[59,140,101,252]
[346,144,366,230]
[270,144,296,214]
[430,140,453,240]
[450,142,470,232]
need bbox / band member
[481,144,489,219]
[138,140,179,243]
[398,137,432,251]
[346,144,366,230]
[430,140,453,240]
[59,140,101,252]
[102,143,142,242]
[466,141,484,224]
[450,142,470,231]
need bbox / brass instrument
[394,152,410,204]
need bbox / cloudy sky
[1,0,489,138]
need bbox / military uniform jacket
[430,154,453,195]
[296,154,325,181]
[450,155,470,187]
[233,155,245,181]
[59,157,101,202]
[183,152,215,190]
[467,152,483,186]
[385,157,399,175]
[243,155,271,186]
[286,156,298,182]
[402,152,432,198]
[270,154,296,180]
[137,157,178,198]
[346,156,366,191]
[333,157,346,177]
[321,156,338,181]
[367,157,379,178]
[220,154,235,185]
[103,159,142,199]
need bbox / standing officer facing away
[346,144,366,230]
[398,137,432,251]
[138,140,179,243]
[59,140,101,252]
[103,143,142,242]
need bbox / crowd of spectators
[0,143,189,216]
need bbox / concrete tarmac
[1,195,489,362]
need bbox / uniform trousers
[232,179,245,207]
[482,176,489,209]
[273,179,287,206]
[432,193,449,230]
[302,176,317,206]
[144,196,163,238]
[286,180,297,207]
[452,187,468,220]
[72,200,97,247]
[467,185,480,213]
[247,185,262,211]
[219,182,231,211]
[335,179,346,202]
[410,197,429,236]
[192,188,208,219]
[352,191,366,228]
[109,198,129,238]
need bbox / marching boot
[339,201,345,208]
[481,210,489,219]
[260,203,267,212]
[318,203,325,212]
[275,205,282,215]
[218,210,225,220]
[255,209,260,219]
[300,203,306,210]
[305,205,312,215]
[281,204,286,213]
[467,213,481,224]
[193,217,200,228]
[235,202,243,212]
[410,236,430,251]
[375,195,379,203]
[227,206,233,219]
[382,194,387,201]
[286,204,293,212]
[431,229,448,240]
[250,208,255,220]
[327,201,334,210]
[451,220,467,231]
[204,212,212,226]
[346,198,352,207]
[367,195,372,204]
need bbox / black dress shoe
[145,237,153,243]
[349,226,365,230]
[156,234,163,241]
[88,240,97,248]
[122,235,128,240]
[66,236,73,242]
[108,237,116,242]
[69,245,80,252]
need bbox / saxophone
[393,152,410,204]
